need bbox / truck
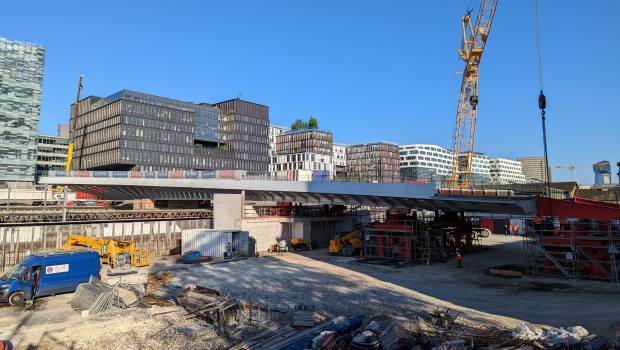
[0,250,101,306]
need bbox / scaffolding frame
[524,218,620,283]
[361,215,484,264]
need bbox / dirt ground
[1,234,620,349]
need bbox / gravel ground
[2,234,620,349]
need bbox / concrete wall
[213,192,243,229]
[242,219,290,252]
[241,216,355,252]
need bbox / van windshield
[0,264,27,280]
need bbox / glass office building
[69,90,269,173]
[0,37,45,183]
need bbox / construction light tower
[448,0,499,188]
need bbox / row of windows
[123,101,193,125]
[121,139,193,155]
[73,100,122,130]
[73,125,121,150]
[76,140,121,157]
[123,115,194,134]
[121,126,192,146]
[271,161,331,171]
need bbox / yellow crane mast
[449,0,499,188]
[65,74,83,173]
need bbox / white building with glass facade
[399,144,491,184]
[0,37,45,183]
[489,158,527,184]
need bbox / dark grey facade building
[69,90,269,173]
[0,37,45,183]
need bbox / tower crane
[555,164,588,181]
[448,0,499,188]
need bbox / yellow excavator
[63,235,151,268]
[329,226,364,256]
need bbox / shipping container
[182,229,251,258]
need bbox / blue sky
[2,1,618,184]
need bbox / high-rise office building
[0,37,45,183]
[347,142,400,183]
[69,90,269,172]
[518,156,551,183]
[489,158,527,184]
[593,160,611,186]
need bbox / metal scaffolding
[524,218,620,283]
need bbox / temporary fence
[0,218,211,273]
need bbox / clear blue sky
[2,1,618,184]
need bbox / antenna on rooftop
[236,92,244,100]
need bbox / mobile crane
[448,0,499,188]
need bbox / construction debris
[292,304,315,329]
[177,286,240,337]
[68,277,114,316]
[68,277,145,316]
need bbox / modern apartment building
[268,125,289,159]
[69,90,269,172]
[270,129,334,180]
[0,37,45,183]
[489,158,527,184]
[36,130,69,177]
[399,144,491,184]
[518,156,551,183]
[347,142,400,183]
[333,143,347,179]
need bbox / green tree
[308,116,319,129]
[291,118,308,130]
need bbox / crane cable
[534,0,552,205]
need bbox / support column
[213,192,244,230]
[62,186,68,222]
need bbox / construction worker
[512,223,520,236]
[456,249,463,268]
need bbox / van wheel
[9,292,25,307]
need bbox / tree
[291,118,308,130]
[308,116,319,129]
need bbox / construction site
[1,0,619,350]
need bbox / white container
[182,229,250,258]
